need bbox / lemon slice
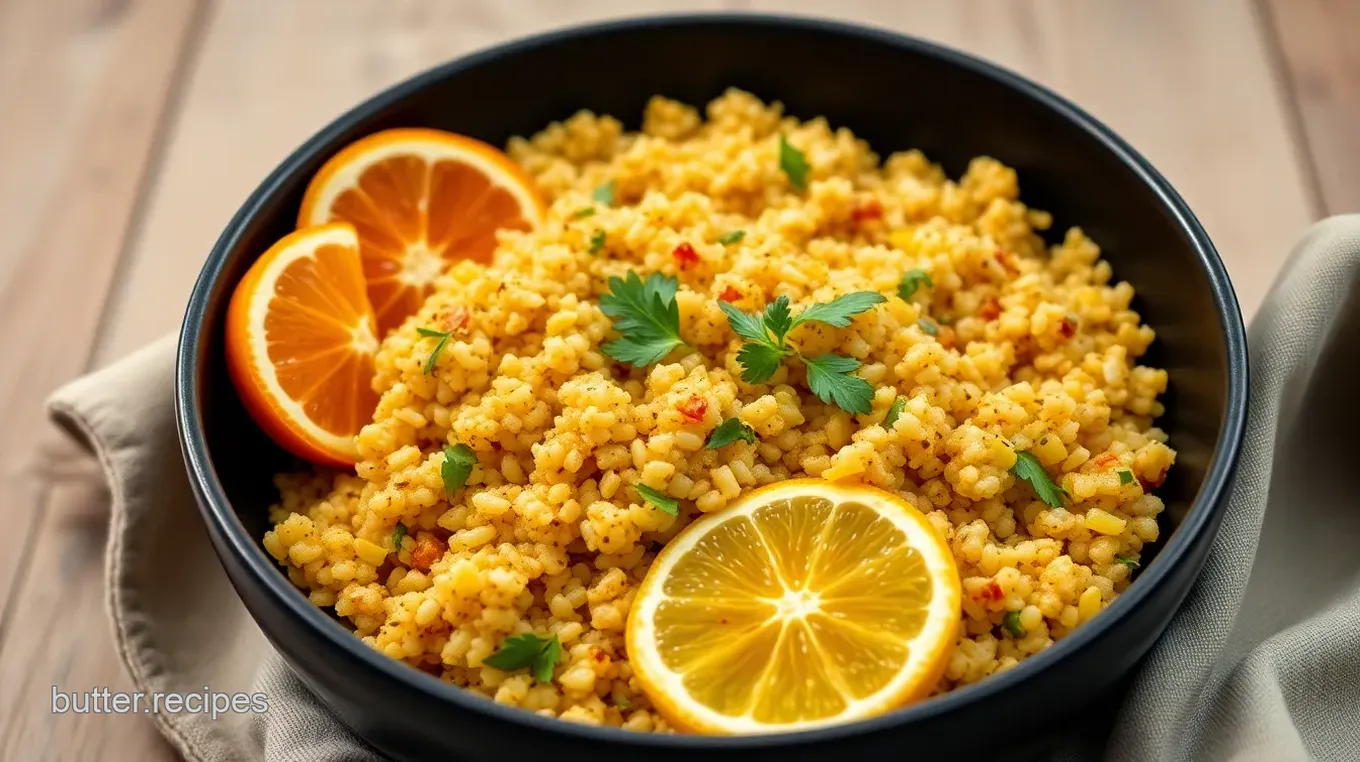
[626,479,962,734]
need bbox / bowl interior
[185,14,1242,744]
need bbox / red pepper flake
[1092,452,1118,468]
[1140,469,1167,491]
[937,325,957,350]
[677,395,708,423]
[410,535,447,573]
[1058,316,1076,339]
[976,581,1004,603]
[443,305,471,334]
[672,242,699,269]
[719,618,729,625]
[851,199,884,223]
[718,285,742,303]
[978,297,1001,321]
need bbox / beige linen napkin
[46,216,1360,761]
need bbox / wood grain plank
[0,0,200,624]
[0,467,177,762]
[747,0,1315,318]
[0,0,202,758]
[1263,0,1360,216]
[95,0,725,363]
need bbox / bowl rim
[176,11,1248,751]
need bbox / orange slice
[297,128,546,334]
[627,479,962,735]
[225,222,379,467]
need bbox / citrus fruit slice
[225,222,379,467]
[627,479,962,734]
[297,128,546,334]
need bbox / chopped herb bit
[918,318,939,336]
[574,207,596,219]
[391,522,408,550]
[615,695,632,709]
[593,180,615,206]
[1003,611,1026,638]
[599,271,688,368]
[719,230,746,245]
[791,291,887,331]
[1116,554,1141,570]
[416,326,453,375]
[1118,469,1135,485]
[707,417,757,449]
[883,396,907,430]
[636,484,679,515]
[483,633,562,683]
[898,268,934,300]
[779,134,810,191]
[804,354,874,415]
[1011,451,1068,509]
[588,229,606,255]
[441,443,478,498]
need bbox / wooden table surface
[0,0,1354,758]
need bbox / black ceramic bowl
[177,14,1247,762]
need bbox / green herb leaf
[735,342,787,384]
[588,229,606,255]
[574,207,595,219]
[779,134,810,191]
[636,484,679,515]
[719,230,746,245]
[1011,451,1067,508]
[883,396,906,430]
[707,417,757,449]
[1118,469,1135,485]
[918,318,939,336]
[391,522,408,550]
[417,327,453,375]
[803,354,873,414]
[898,269,934,300]
[1003,610,1026,638]
[593,180,615,207]
[615,695,632,709]
[763,295,794,341]
[718,301,771,345]
[600,271,688,367]
[441,443,478,498]
[483,633,563,683]
[791,291,886,331]
[1116,554,1141,570]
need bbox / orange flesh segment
[264,242,378,438]
[312,136,540,334]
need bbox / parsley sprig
[898,269,933,300]
[1011,451,1067,508]
[636,484,679,515]
[416,327,454,375]
[483,633,562,683]
[719,230,746,245]
[719,292,885,414]
[706,417,757,449]
[593,180,615,206]
[600,271,688,368]
[779,135,810,191]
[441,444,477,498]
[883,396,906,429]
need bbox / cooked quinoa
[263,89,1175,731]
